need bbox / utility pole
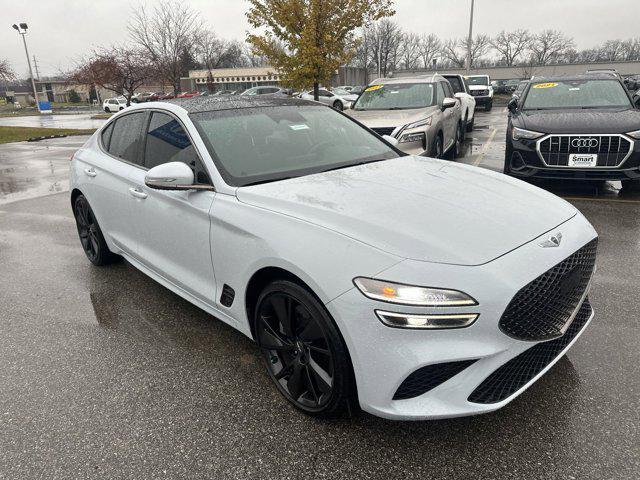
[11,23,41,113]
[33,55,40,80]
[466,0,475,75]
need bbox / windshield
[523,79,631,110]
[191,105,399,186]
[466,76,489,86]
[353,83,434,111]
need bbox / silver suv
[346,75,463,158]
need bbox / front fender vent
[220,284,235,307]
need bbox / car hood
[517,108,640,134]
[236,156,577,266]
[346,107,437,128]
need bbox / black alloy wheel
[255,280,354,416]
[447,124,463,159]
[73,195,119,266]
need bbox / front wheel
[485,101,493,112]
[104,107,110,113]
[431,134,443,159]
[255,280,355,418]
[466,115,474,132]
[333,100,343,111]
[73,195,120,266]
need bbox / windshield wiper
[319,158,389,174]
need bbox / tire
[73,195,120,266]
[333,100,343,111]
[431,133,444,159]
[104,107,110,113]
[254,280,356,418]
[446,124,463,160]
[485,101,493,112]
[466,115,474,132]
[504,139,513,175]
[119,107,124,111]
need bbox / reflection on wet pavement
[0,136,89,204]
[0,113,107,130]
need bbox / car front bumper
[472,95,492,105]
[507,136,640,181]
[325,212,597,420]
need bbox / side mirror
[382,134,399,147]
[442,98,457,110]
[145,162,211,191]
[508,98,519,113]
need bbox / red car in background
[176,91,200,98]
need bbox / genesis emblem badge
[539,232,562,248]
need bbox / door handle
[128,187,148,199]
[84,167,97,177]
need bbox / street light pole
[12,23,41,113]
[466,0,475,75]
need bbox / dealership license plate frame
[568,153,598,167]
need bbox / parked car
[300,88,352,110]
[347,75,464,158]
[492,80,508,94]
[212,90,236,96]
[102,97,127,113]
[70,95,598,420]
[466,75,494,111]
[146,92,166,102]
[505,73,640,190]
[239,86,285,96]
[131,92,154,103]
[505,79,521,93]
[331,87,359,103]
[335,85,354,92]
[623,75,640,91]
[442,74,476,132]
[158,92,176,100]
[512,81,529,99]
[176,91,200,98]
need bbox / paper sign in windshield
[365,85,383,92]
[533,82,558,89]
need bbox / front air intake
[393,360,477,400]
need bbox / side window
[442,82,454,98]
[144,112,210,184]
[108,112,146,165]
[436,82,445,105]
[101,122,114,150]
[448,77,463,94]
[319,89,332,97]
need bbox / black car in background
[504,74,640,190]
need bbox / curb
[27,134,69,142]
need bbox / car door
[127,110,217,305]
[83,112,147,256]
[317,89,333,105]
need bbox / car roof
[369,74,446,85]
[164,95,318,113]
[530,73,622,82]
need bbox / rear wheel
[255,280,355,417]
[104,107,110,113]
[73,195,120,266]
[333,100,343,111]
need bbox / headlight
[626,129,640,139]
[399,132,425,144]
[512,126,544,141]
[353,277,477,306]
[404,117,432,130]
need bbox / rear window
[523,79,632,110]
[107,112,146,165]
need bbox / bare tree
[70,46,156,106]
[460,34,491,68]
[400,32,421,70]
[441,39,466,68]
[418,34,441,69]
[621,38,640,61]
[491,30,531,66]
[531,30,575,65]
[128,0,204,93]
[0,59,15,81]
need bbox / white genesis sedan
[70,96,598,420]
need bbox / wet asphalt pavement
[0,113,107,130]
[0,110,639,479]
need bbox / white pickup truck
[466,74,494,111]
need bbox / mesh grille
[499,239,597,341]
[393,360,477,400]
[539,135,632,167]
[371,127,395,137]
[469,299,592,404]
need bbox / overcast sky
[2,0,636,77]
